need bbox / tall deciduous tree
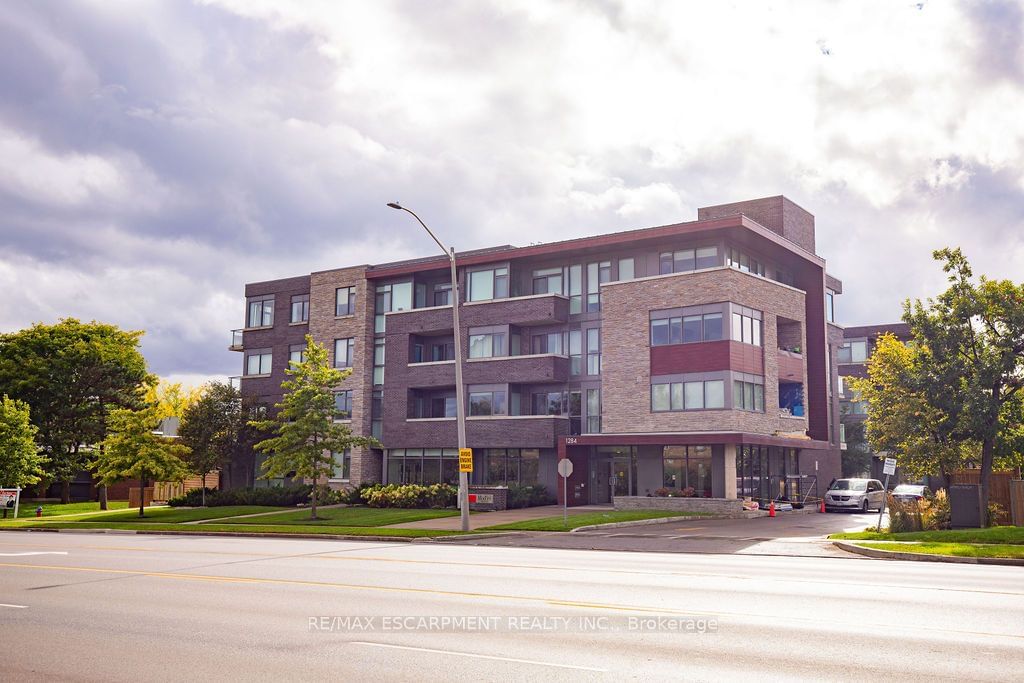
[179,382,244,506]
[902,248,1024,519]
[852,334,975,487]
[0,319,151,502]
[0,395,46,489]
[96,404,191,517]
[250,336,378,519]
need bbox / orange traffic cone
[768,500,776,518]
[819,498,826,513]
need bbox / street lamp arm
[388,203,449,258]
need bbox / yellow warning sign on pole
[458,448,473,473]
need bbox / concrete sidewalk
[388,504,613,530]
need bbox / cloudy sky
[1,0,1022,386]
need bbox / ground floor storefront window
[472,448,541,486]
[661,445,713,497]
[736,446,801,503]
[385,448,459,485]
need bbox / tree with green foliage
[179,382,244,506]
[898,248,1023,520]
[0,319,151,502]
[839,420,873,478]
[0,395,46,490]
[96,404,190,517]
[851,333,976,487]
[250,336,378,519]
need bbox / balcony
[228,376,241,390]
[401,354,570,388]
[229,329,244,351]
[385,414,570,449]
[385,293,569,335]
[776,349,804,382]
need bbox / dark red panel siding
[777,351,804,382]
[650,341,763,376]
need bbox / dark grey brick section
[402,355,570,388]
[385,416,569,450]
[613,497,744,514]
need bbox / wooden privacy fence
[951,469,1021,525]
[1010,480,1024,527]
[153,473,221,502]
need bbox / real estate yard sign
[0,488,21,519]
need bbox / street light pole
[387,202,470,532]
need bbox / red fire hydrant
[36,506,43,518]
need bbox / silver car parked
[825,478,885,512]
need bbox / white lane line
[0,603,28,609]
[0,552,69,557]
[350,642,607,672]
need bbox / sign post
[557,459,574,526]
[458,449,473,511]
[877,457,897,532]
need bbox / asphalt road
[1,530,1022,682]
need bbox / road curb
[832,540,1024,566]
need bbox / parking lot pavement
[457,510,883,557]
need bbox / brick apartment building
[229,195,847,506]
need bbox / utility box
[949,483,982,529]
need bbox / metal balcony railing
[229,329,244,351]
[228,376,241,391]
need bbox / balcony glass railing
[230,329,244,349]
[228,376,241,391]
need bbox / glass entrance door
[590,457,611,504]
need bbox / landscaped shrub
[506,484,556,508]
[886,494,921,533]
[169,483,319,507]
[360,483,457,508]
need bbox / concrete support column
[723,443,738,499]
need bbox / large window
[411,392,456,419]
[731,310,763,346]
[651,380,725,411]
[468,267,509,302]
[826,289,835,323]
[245,350,272,376]
[290,294,309,323]
[478,449,540,486]
[651,312,723,346]
[334,338,354,368]
[838,340,867,363]
[334,390,352,419]
[413,339,455,363]
[387,448,460,485]
[247,297,274,327]
[586,328,601,375]
[433,283,452,307]
[532,391,567,415]
[532,267,563,295]
[531,331,563,355]
[331,449,351,481]
[371,389,383,439]
[569,330,582,375]
[733,378,765,412]
[727,248,766,277]
[336,287,356,316]
[586,261,611,312]
[662,445,713,497]
[736,445,770,501]
[373,338,385,385]
[586,388,601,433]
[468,329,507,358]
[659,246,718,275]
[469,388,507,416]
[375,282,412,332]
[289,344,306,367]
[618,257,635,280]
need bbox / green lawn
[857,542,1024,560]
[219,506,458,527]
[830,526,1024,545]
[40,505,293,524]
[0,501,130,519]
[0,520,457,538]
[480,510,707,532]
